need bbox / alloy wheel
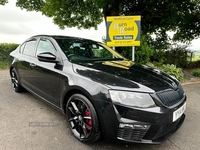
[66,94,100,143]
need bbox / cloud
[0,8,43,23]
[190,39,200,51]
[0,2,106,44]
[0,23,36,35]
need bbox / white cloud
[190,39,200,51]
[0,1,106,44]
[0,23,36,35]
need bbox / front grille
[117,128,147,141]
[156,85,184,107]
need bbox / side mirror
[37,52,59,63]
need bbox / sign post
[132,46,135,61]
[106,16,141,61]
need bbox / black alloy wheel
[11,68,23,92]
[66,94,101,143]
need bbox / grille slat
[156,85,184,107]
[117,128,147,141]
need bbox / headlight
[109,90,156,108]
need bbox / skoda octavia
[10,35,186,144]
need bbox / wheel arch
[62,86,96,114]
[9,66,14,76]
[10,66,22,84]
[61,86,104,138]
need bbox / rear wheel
[11,68,23,92]
[66,94,101,143]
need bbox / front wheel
[66,94,101,143]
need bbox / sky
[0,1,106,44]
[0,1,200,51]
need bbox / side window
[36,39,56,56]
[23,40,37,56]
[19,43,25,53]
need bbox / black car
[10,35,186,144]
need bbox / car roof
[30,35,97,42]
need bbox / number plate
[173,102,186,122]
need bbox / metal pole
[132,46,135,61]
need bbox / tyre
[10,68,23,92]
[66,94,101,143]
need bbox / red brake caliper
[85,110,92,130]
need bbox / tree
[0,0,7,5]
[118,34,153,64]
[150,43,190,67]
[15,0,103,30]
[1,0,200,45]
[118,0,200,43]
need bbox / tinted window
[23,40,37,56]
[36,39,56,56]
[91,44,113,58]
[55,38,124,62]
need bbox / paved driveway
[0,69,199,150]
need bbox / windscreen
[55,38,124,62]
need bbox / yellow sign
[106,16,141,47]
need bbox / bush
[192,69,200,77]
[151,44,189,68]
[160,64,183,81]
[0,43,19,69]
[147,63,183,81]
[187,60,200,69]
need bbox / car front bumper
[113,100,186,144]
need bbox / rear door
[17,37,38,90]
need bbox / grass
[192,52,200,62]
[192,56,200,62]
[0,62,9,70]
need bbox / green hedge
[0,43,19,68]
[192,69,200,77]
[151,44,189,68]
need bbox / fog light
[119,123,150,130]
